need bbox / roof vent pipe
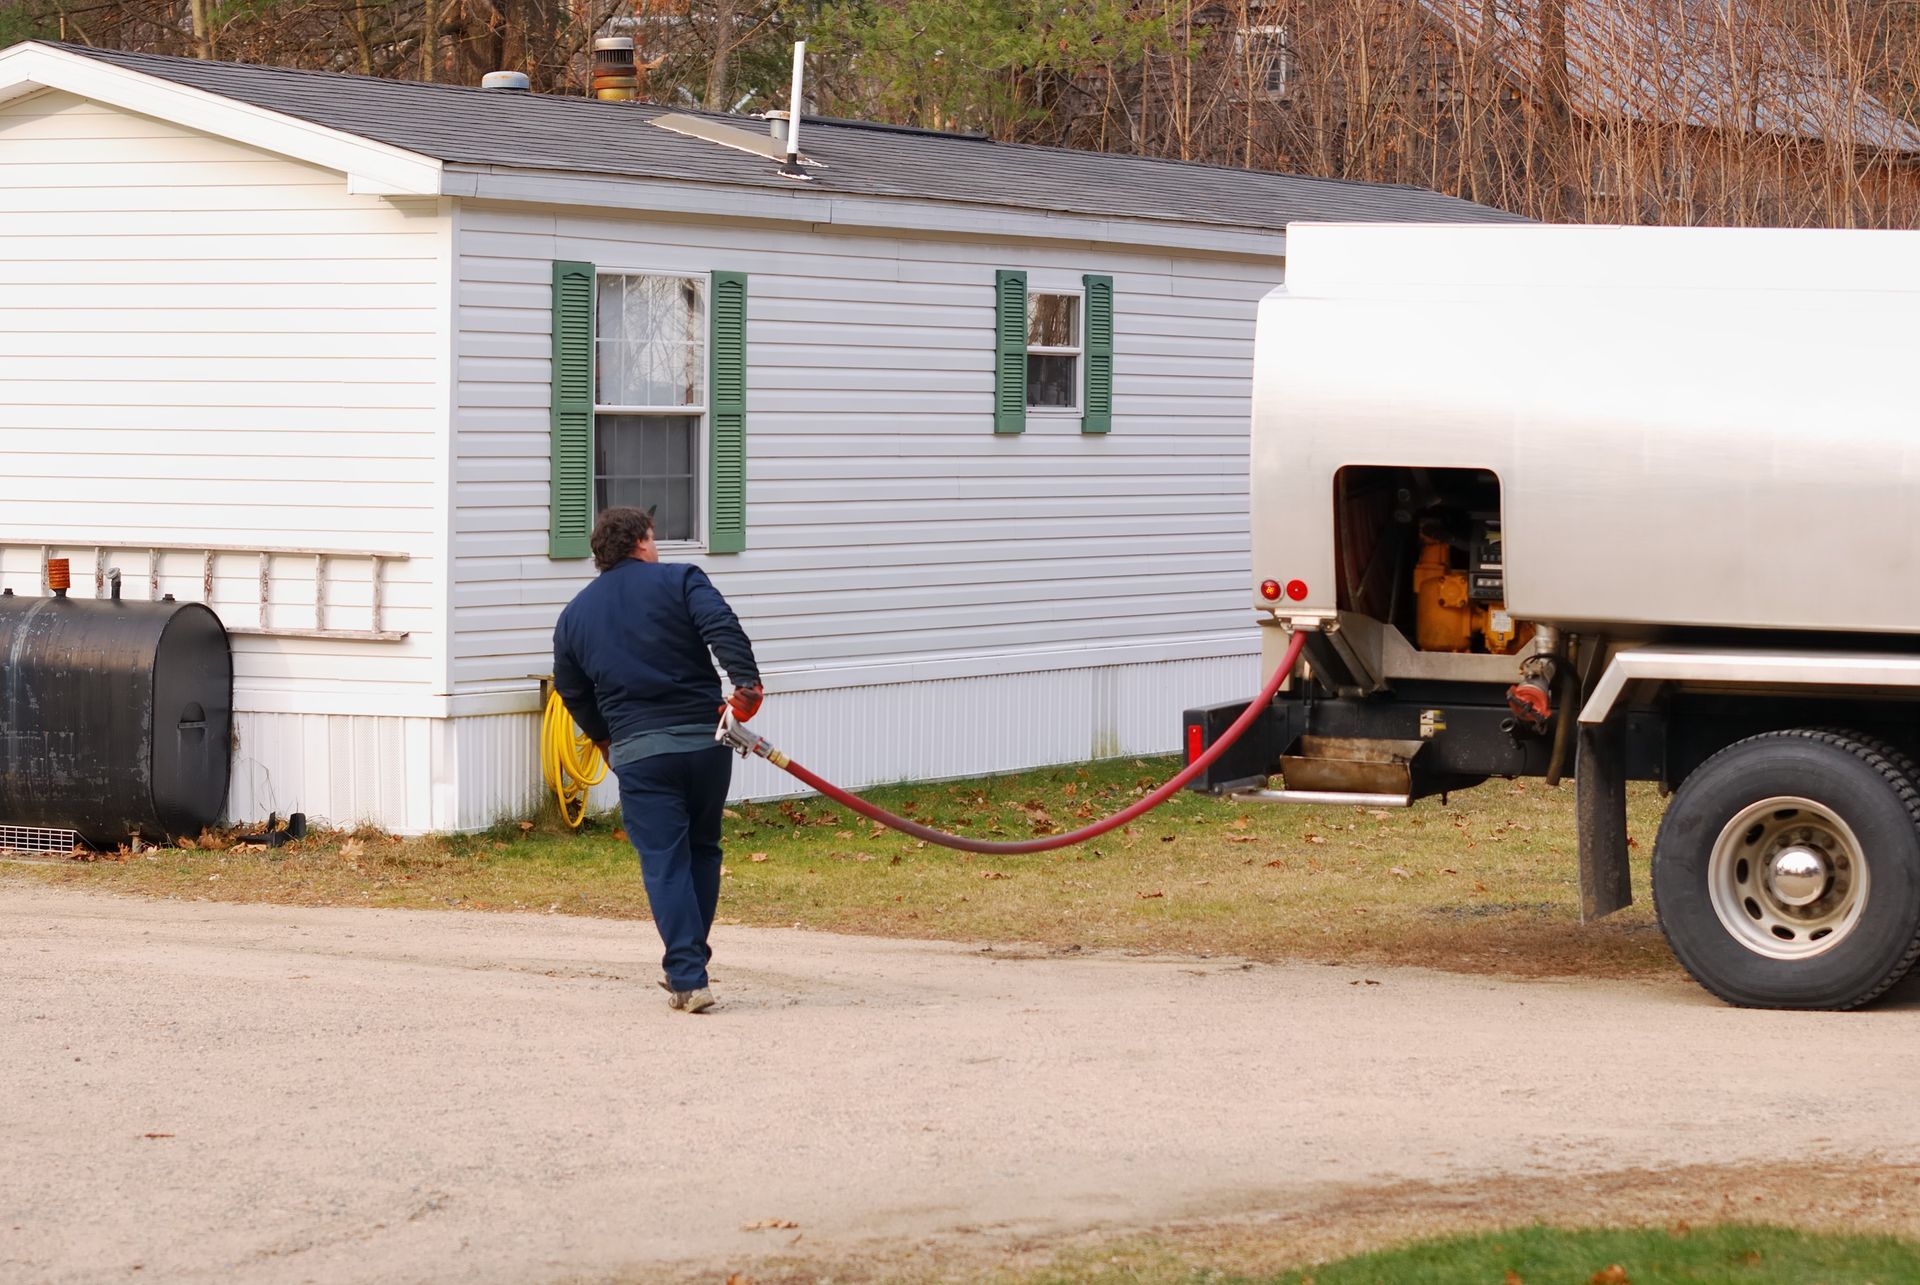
[778,41,810,180]
[593,37,638,101]
[482,71,531,91]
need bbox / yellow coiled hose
[541,688,607,828]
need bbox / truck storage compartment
[1335,464,1526,658]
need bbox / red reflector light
[1185,724,1204,762]
[1259,579,1282,601]
[1286,579,1309,602]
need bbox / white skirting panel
[225,651,1259,834]
[228,711,452,835]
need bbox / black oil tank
[0,589,232,846]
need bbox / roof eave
[441,162,1297,257]
[0,41,444,195]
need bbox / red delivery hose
[717,629,1308,855]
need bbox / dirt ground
[4,884,1919,1285]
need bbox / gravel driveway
[4,884,1918,1283]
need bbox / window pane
[595,413,700,542]
[595,274,705,408]
[1027,354,1077,408]
[1028,294,1079,348]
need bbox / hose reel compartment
[0,592,232,845]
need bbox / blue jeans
[615,746,734,991]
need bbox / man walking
[552,507,763,1014]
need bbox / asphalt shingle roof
[55,43,1526,233]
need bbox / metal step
[1230,734,1427,808]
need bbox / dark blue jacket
[551,559,761,744]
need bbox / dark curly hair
[590,506,655,572]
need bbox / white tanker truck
[1184,223,1920,1011]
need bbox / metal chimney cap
[594,37,635,52]
[482,71,531,91]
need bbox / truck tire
[1652,728,1920,1009]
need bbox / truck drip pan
[1279,735,1428,798]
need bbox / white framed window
[1026,290,1082,411]
[594,271,705,545]
[1237,24,1293,99]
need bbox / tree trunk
[421,0,440,82]
[1538,0,1573,218]
[188,0,212,59]
[352,0,374,75]
[703,0,740,112]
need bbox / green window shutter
[993,269,1028,434]
[707,270,748,554]
[549,260,595,559]
[1081,274,1114,434]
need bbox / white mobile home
[0,41,1520,833]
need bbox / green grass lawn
[1026,1224,1920,1285]
[6,755,1678,980]
[1284,1223,1920,1284]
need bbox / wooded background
[9,0,1920,226]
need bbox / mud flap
[1576,715,1633,920]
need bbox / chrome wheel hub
[1708,797,1869,960]
[1767,847,1829,907]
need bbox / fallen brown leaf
[611,829,627,842]
[1589,1267,1628,1285]
[1389,866,1412,879]
[177,837,196,850]
[517,820,534,832]
[339,839,366,859]
[1305,834,1327,845]
[981,871,1009,880]
[741,1219,798,1231]
[1264,859,1286,868]
[725,1275,755,1285]
[749,852,769,863]
[1505,1271,1524,1285]
[1229,835,1257,844]
[141,1133,174,1140]
[1137,889,1165,899]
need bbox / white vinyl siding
[452,205,1278,699]
[0,90,448,714]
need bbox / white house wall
[0,91,454,828]
[0,91,1280,834]
[451,203,1276,811]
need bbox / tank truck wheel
[1651,729,1920,1010]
